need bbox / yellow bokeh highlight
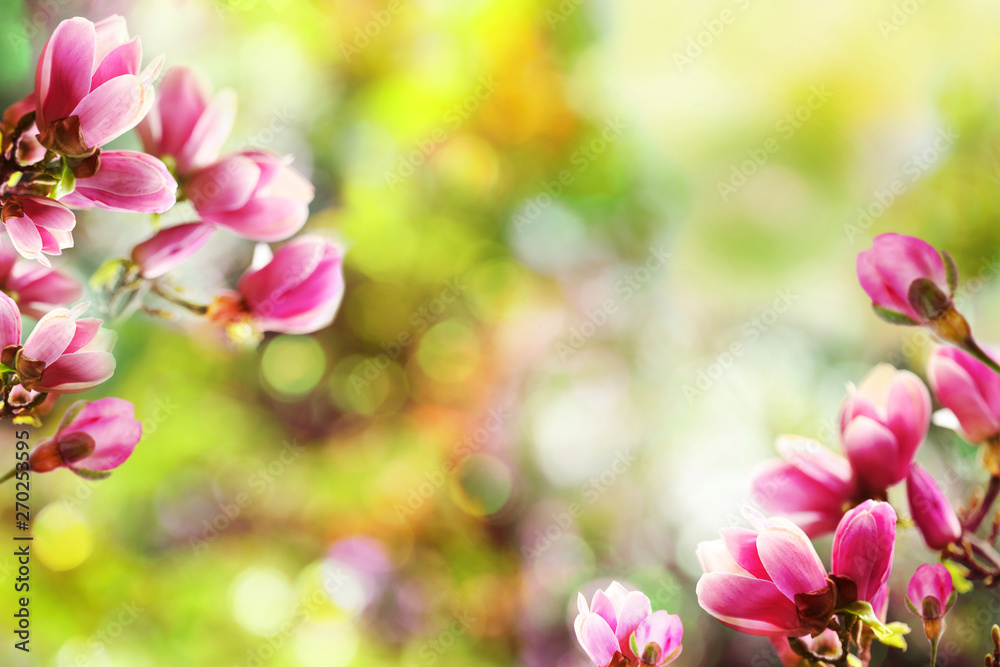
[416,319,481,383]
[34,503,93,572]
[260,335,327,397]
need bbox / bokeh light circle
[260,335,327,397]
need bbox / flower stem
[0,467,17,485]
[962,336,1000,377]
[965,476,1000,532]
[929,636,938,667]
[150,283,209,316]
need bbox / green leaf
[942,250,959,295]
[878,621,911,650]
[943,559,974,594]
[839,601,891,640]
[872,304,918,326]
[847,656,863,667]
[49,157,76,200]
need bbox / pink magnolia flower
[839,364,930,496]
[906,463,962,551]
[831,500,896,606]
[574,582,652,665]
[233,235,344,335]
[19,303,115,393]
[696,508,831,637]
[2,93,45,166]
[927,345,1000,444]
[6,384,59,417]
[185,150,313,242]
[34,16,163,156]
[131,222,214,279]
[1,194,75,266]
[750,435,858,537]
[770,630,842,667]
[60,150,177,213]
[906,563,955,623]
[28,398,141,477]
[857,233,953,324]
[0,291,21,350]
[137,66,236,176]
[630,610,682,666]
[0,235,81,319]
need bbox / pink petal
[695,573,802,637]
[71,150,177,213]
[19,197,76,232]
[634,611,683,664]
[842,416,901,493]
[755,525,828,599]
[776,436,854,493]
[5,215,42,257]
[884,371,930,475]
[856,233,948,321]
[831,500,896,603]
[615,591,652,658]
[90,37,141,91]
[61,397,141,470]
[131,222,215,279]
[92,15,129,65]
[720,528,769,580]
[23,311,76,363]
[35,17,96,128]
[178,88,237,173]
[156,67,210,158]
[35,226,73,254]
[186,156,259,213]
[65,318,101,354]
[0,235,17,280]
[71,75,150,148]
[928,348,1000,442]
[0,292,22,350]
[7,265,82,320]
[907,563,953,611]
[259,160,314,203]
[35,350,116,393]
[577,614,620,667]
[750,460,853,536]
[589,589,618,633]
[208,197,309,241]
[696,539,749,576]
[906,463,961,550]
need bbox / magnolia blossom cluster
[0,15,345,481]
[574,582,682,667]
[570,233,1000,667]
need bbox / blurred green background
[2,0,1000,665]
